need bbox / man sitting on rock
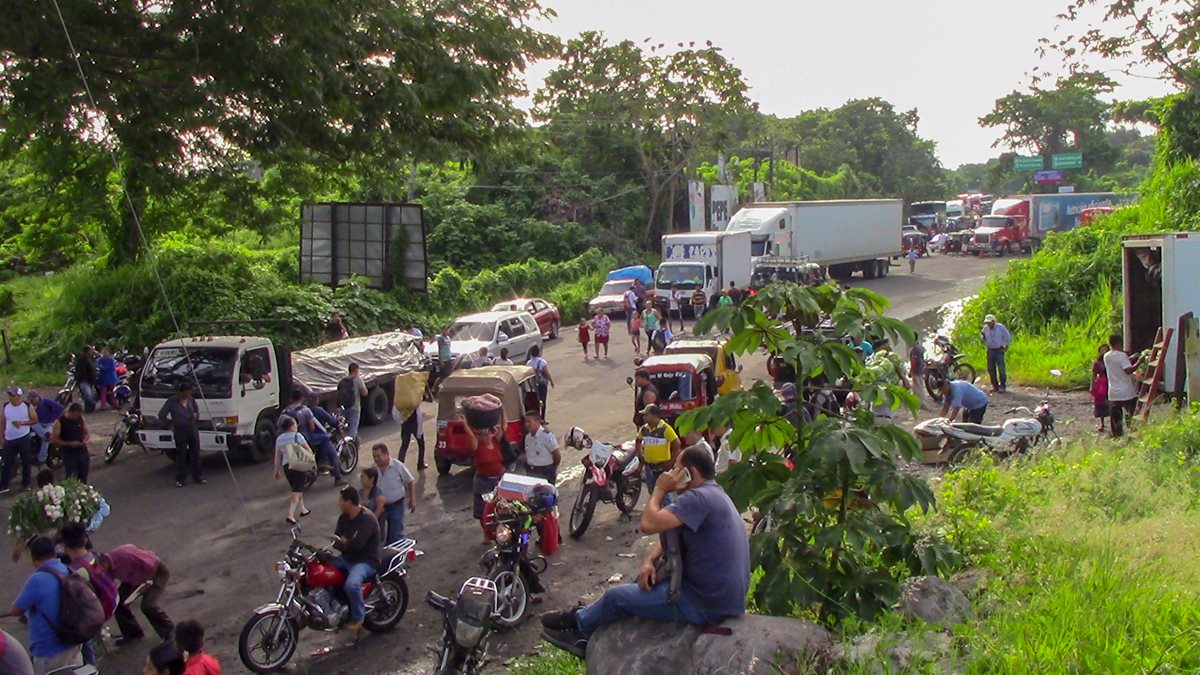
[541,445,751,658]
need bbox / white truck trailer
[1122,233,1200,398]
[725,199,903,279]
[655,230,752,315]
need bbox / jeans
[986,348,1007,389]
[345,407,361,441]
[1,434,33,489]
[332,558,375,622]
[399,413,425,465]
[536,382,549,420]
[78,381,97,413]
[63,447,89,483]
[383,499,407,545]
[30,423,52,462]
[643,464,674,506]
[576,581,708,637]
[115,564,174,639]
[965,406,987,424]
[31,646,83,675]
[1110,397,1137,438]
[313,438,341,479]
[172,427,202,483]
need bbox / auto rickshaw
[627,353,717,424]
[664,336,742,394]
[902,231,928,257]
[434,365,541,475]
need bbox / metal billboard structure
[299,202,428,292]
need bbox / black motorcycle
[480,497,548,628]
[104,409,145,464]
[426,577,501,675]
[55,354,78,406]
[923,335,978,402]
[302,411,359,490]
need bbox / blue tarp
[606,265,653,285]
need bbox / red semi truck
[967,198,1032,255]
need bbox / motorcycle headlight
[454,620,487,648]
[273,561,289,578]
[495,525,512,547]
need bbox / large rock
[899,575,971,627]
[586,614,834,675]
[833,631,957,673]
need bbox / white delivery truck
[1121,233,1200,397]
[655,230,752,315]
[137,331,426,462]
[725,199,903,279]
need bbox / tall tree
[980,72,1118,165]
[0,0,557,261]
[534,32,752,246]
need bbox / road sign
[1014,155,1044,171]
[1034,170,1064,185]
[1058,185,1075,194]
[1051,152,1083,170]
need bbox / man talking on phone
[540,446,750,658]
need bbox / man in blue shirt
[540,446,750,658]
[9,535,82,673]
[937,378,990,424]
[25,391,63,465]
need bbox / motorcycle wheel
[568,485,598,539]
[104,433,125,465]
[238,610,299,674]
[952,362,978,385]
[489,568,529,628]
[363,577,409,633]
[44,445,64,471]
[337,438,359,474]
[614,472,643,515]
[946,443,978,467]
[924,371,946,402]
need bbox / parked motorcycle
[29,432,64,470]
[112,350,144,409]
[303,410,359,490]
[480,496,547,628]
[104,408,145,464]
[923,335,977,402]
[237,530,421,673]
[563,427,642,539]
[914,402,1058,465]
[426,577,501,675]
[55,354,78,406]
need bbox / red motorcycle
[237,530,421,673]
[564,426,643,539]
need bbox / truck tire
[864,261,878,280]
[363,386,391,426]
[879,260,889,277]
[245,415,276,464]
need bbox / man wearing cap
[981,314,1012,393]
[0,387,37,494]
[635,404,681,495]
[25,391,63,466]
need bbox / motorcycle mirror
[625,376,634,386]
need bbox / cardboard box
[495,473,553,502]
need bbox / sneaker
[541,627,587,659]
[175,480,185,488]
[540,607,579,631]
[0,486,10,496]
[195,478,207,485]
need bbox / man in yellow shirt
[635,404,681,495]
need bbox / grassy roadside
[928,413,1200,671]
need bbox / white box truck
[725,199,902,279]
[655,230,752,315]
[1122,233,1200,397]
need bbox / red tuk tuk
[434,366,541,475]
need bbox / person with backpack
[61,523,117,667]
[8,535,85,674]
[96,544,173,647]
[283,389,345,488]
[337,363,368,442]
[526,346,555,421]
[274,415,315,526]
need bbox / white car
[430,310,543,364]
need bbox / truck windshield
[749,238,770,257]
[141,346,237,400]
[448,321,497,342]
[911,203,942,215]
[751,267,799,288]
[597,280,633,296]
[656,264,704,289]
[980,217,1010,228]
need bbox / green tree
[534,32,752,246]
[0,0,558,261]
[980,72,1117,159]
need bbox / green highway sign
[1051,152,1083,170]
[1014,155,1044,171]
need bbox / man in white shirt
[681,429,714,465]
[523,411,560,483]
[1103,333,1141,438]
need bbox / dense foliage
[678,283,959,624]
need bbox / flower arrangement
[6,479,104,541]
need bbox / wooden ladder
[1136,327,1174,421]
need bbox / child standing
[1091,344,1110,432]
[578,318,591,360]
[96,347,119,410]
[630,310,643,355]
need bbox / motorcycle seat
[951,423,1004,437]
[612,449,638,469]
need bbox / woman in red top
[462,412,507,543]
[1091,343,1110,432]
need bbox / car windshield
[647,370,695,402]
[141,346,236,399]
[448,320,497,342]
[911,203,941,215]
[656,264,704,289]
[598,280,633,295]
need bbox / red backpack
[71,555,118,620]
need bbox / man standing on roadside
[635,404,681,495]
[1,387,37,495]
[727,281,743,305]
[372,444,416,544]
[1103,333,1140,438]
[159,383,203,488]
[981,314,1012,393]
[691,286,707,320]
[74,346,99,413]
[523,411,560,483]
[632,370,658,428]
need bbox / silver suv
[441,310,542,364]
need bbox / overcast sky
[522,0,1175,168]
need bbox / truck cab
[138,336,289,463]
[725,206,793,265]
[969,198,1031,255]
[656,231,752,314]
[909,201,945,232]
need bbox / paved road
[0,253,1008,674]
